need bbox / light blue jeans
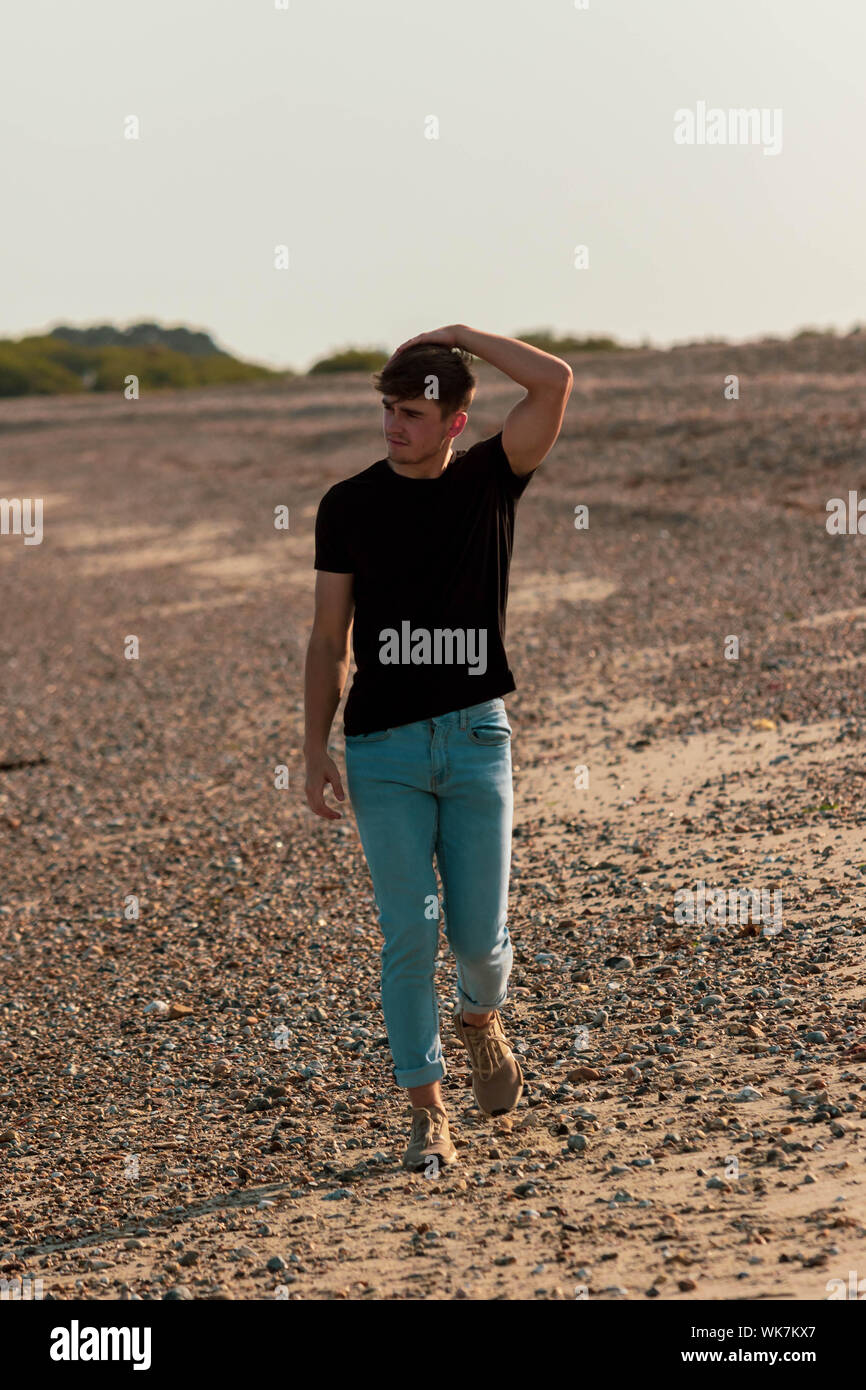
[344,697,515,1088]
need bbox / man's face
[382,395,466,464]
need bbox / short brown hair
[372,344,476,420]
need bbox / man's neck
[386,442,454,479]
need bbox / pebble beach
[1,334,865,1300]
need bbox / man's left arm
[455,325,573,476]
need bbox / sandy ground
[1,335,865,1300]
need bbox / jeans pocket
[467,710,512,745]
[345,728,392,743]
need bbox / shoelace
[463,1020,507,1081]
[411,1108,444,1143]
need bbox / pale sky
[3,0,864,371]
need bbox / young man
[304,324,572,1171]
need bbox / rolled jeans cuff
[394,1057,448,1089]
[456,984,509,1013]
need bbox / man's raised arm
[455,325,572,476]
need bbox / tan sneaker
[401,1105,459,1173]
[453,1008,524,1116]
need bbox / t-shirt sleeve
[313,485,354,573]
[483,430,537,501]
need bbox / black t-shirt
[313,431,535,735]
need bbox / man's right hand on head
[304,753,346,820]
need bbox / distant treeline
[0,323,278,398]
[0,321,858,398]
[0,323,628,398]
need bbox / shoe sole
[401,1151,459,1173]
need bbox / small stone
[167,1002,193,1020]
[604,955,634,972]
[567,1066,603,1082]
[786,1088,819,1106]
